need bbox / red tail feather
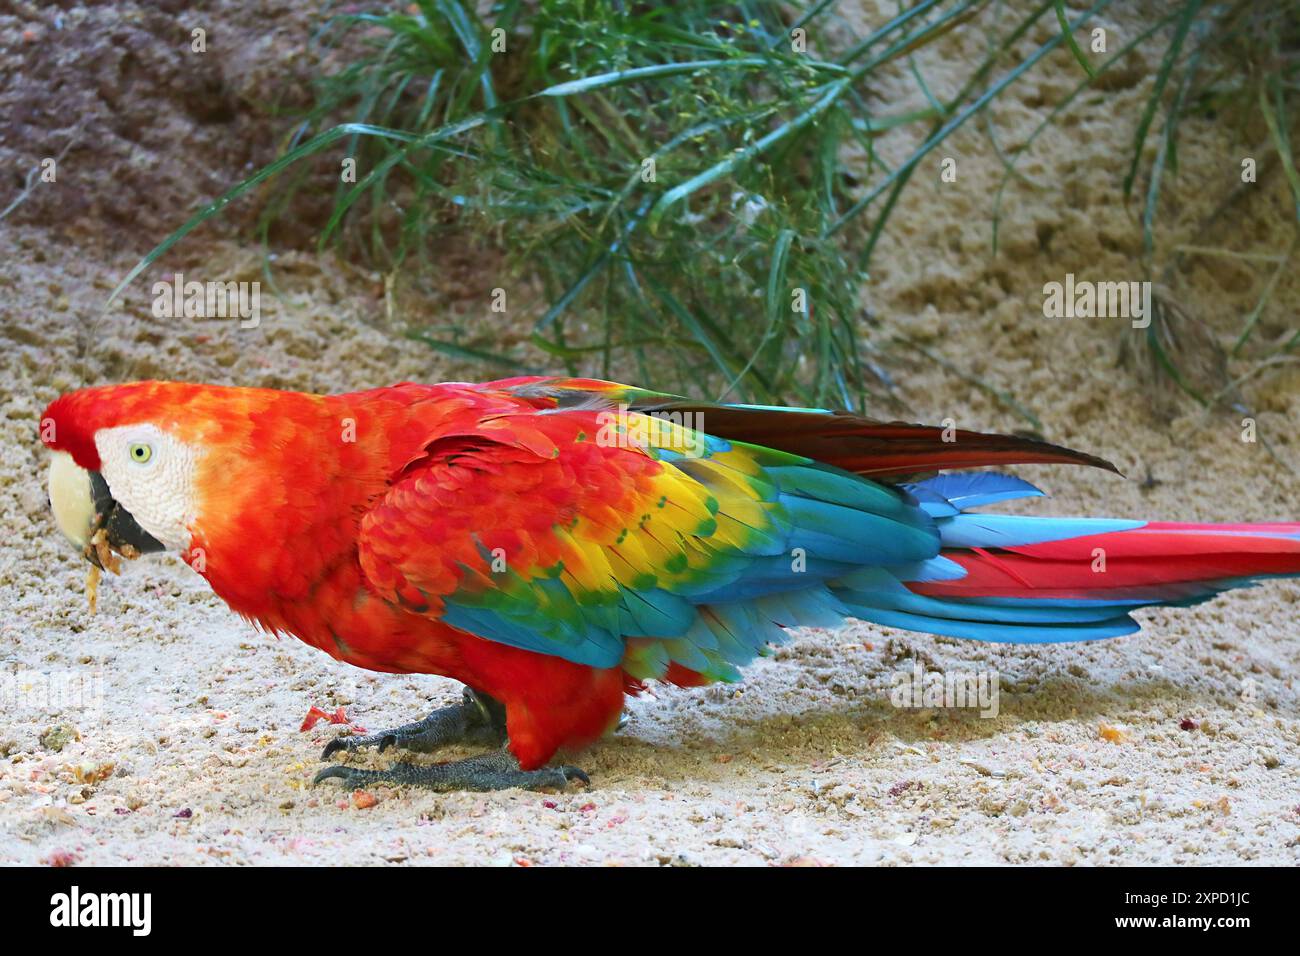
[914,523,1300,601]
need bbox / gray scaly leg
[314,747,588,792]
[320,687,506,761]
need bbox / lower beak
[48,451,166,567]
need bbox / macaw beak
[47,450,166,567]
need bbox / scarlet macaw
[41,377,1300,791]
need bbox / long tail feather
[914,522,1300,603]
[832,473,1300,643]
[489,376,1120,478]
[628,403,1120,478]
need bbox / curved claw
[313,764,374,787]
[560,766,590,787]
[321,731,399,762]
[320,738,348,761]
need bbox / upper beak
[48,451,166,567]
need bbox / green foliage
[116,0,1128,412]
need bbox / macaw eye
[129,443,153,464]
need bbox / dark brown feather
[629,401,1121,479]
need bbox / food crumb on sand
[1098,723,1129,744]
[86,564,100,614]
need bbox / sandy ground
[1,1,1298,866]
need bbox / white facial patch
[94,423,200,551]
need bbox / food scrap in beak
[86,470,165,563]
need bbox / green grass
[106,1,1294,411]
[112,0,1295,416]
[111,0,1132,417]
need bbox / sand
[1,1,1297,866]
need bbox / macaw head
[40,381,310,571]
[44,383,200,565]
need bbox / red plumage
[914,523,1300,602]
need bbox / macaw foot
[320,687,506,761]
[313,747,589,792]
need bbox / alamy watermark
[0,664,105,725]
[50,886,151,936]
[890,663,999,718]
[152,272,260,328]
[1043,273,1151,328]
[595,403,706,456]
